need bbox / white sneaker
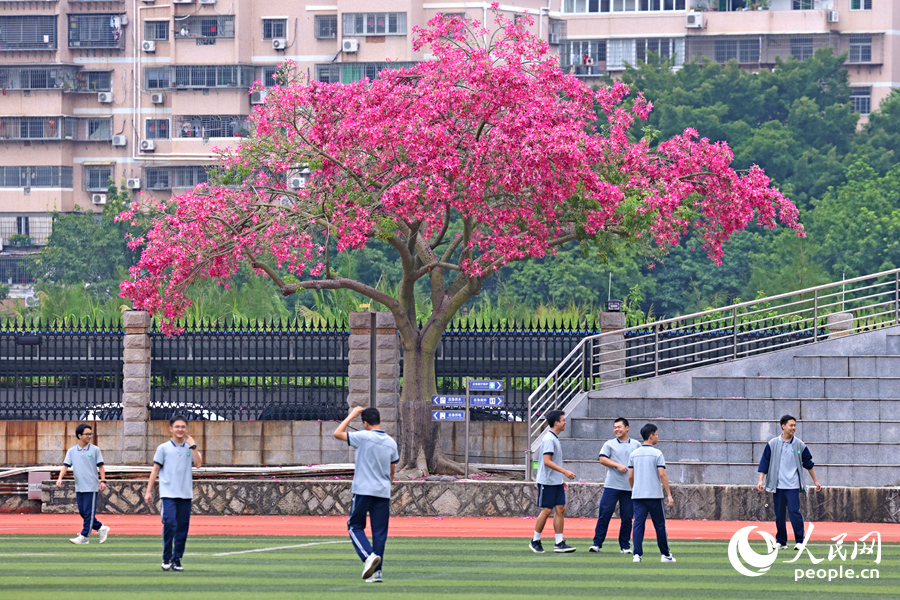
[69,535,89,545]
[365,570,383,583]
[161,561,172,571]
[775,543,789,550]
[661,554,676,563]
[632,554,642,563]
[588,545,601,553]
[793,543,805,551]
[620,548,633,554]
[98,526,110,544]
[362,554,381,579]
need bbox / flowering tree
[119,11,802,475]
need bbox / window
[87,118,111,141]
[564,41,606,74]
[315,15,337,39]
[175,16,235,41]
[714,38,760,64]
[173,166,211,189]
[171,65,255,88]
[261,18,287,40]
[563,0,684,12]
[792,0,812,8]
[84,165,113,192]
[342,13,407,36]
[145,67,171,90]
[17,216,29,236]
[78,71,112,92]
[548,19,564,45]
[174,115,248,138]
[851,87,871,116]
[848,35,872,63]
[0,16,58,50]
[0,167,72,188]
[145,168,171,190]
[851,0,872,9]
[68,14,123,49]
[315,62,416,84]
[790,37,814,61]
[145,119,169,140]
[262,66,289,87]
[145,20,169,41]
[636,38,672,63]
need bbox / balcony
[173,115,249,139]
[0,117,112,142]
[68,15,126,50]
[0,67,113,92]
[0,16,58,51]
[174,16,235,45]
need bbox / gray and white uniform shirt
[63,444,104,493]
[599,437,642,491]
[153,439,195,499]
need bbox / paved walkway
[2,514,898,541]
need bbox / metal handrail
[525,267,900,479]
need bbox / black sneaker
[529,540,545,553]
[554,541,576,553]
[172,559,183,572]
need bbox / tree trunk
[395,337,464,476]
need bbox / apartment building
[0,0,895,280]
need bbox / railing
[525,267,900,474]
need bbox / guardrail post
[813,290,818,342]
[895,272,899,325]
[653,322,659,378]
[122,310,151,465]
[732,306,738,360]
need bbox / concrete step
[569,417,900,444]
[887,333,900,355]
[692,376,900,399]
[584,397,900,421]
[792,355,900,377]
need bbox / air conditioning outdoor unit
[272,38,287,50]
[342,39,359,53]
[111,135,127,146]
[686,13,704,29]
[151,93,165,104]
[172,0,193,4]
[119,15,129,26]
[199,0,215,4]
[142,40,156,53]
[250,90,267,104]
[289,176,306,189]
[98,92,113,103]
[92,194,107,205]
[127,178,141,190]
[827,10,839,23]
[140,139,156,152]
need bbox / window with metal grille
[17,216,29,236]
[86,119,111,141]
[342,13,407,36]
[261,66,289,87]
[68,14,123,49]
[175,115,247,138]
[78,71,113,92]
[174,16,235,40]
[714,38,760,63]
[315,15,337,39]
[262,18,286,40]
[851,0,872,9]
[84,165,113,191]
[848,35,872,63]
[0,68,61,90]
[145,67,171,90]
[145,20,169,41]
[145,119,169,140]
[851,87,871,116]
[548,19,564,45]
[172,65,254,88]
[563,41,606,71]
[145,167,171,190]
[792,0,812,8]
[314,62,416,84]
[0,117,60,140]
[636,38,672,63]
[563,0,684,12]
[0,167,72,188]
[790,37,814,61]
[173,166,211,188]
[0,15,58,50]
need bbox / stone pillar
[348,311,400,436]
[826,312,854,339]
[122,310,151,465]
[598,311,626,388]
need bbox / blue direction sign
[469,380,504,391]
[470,396,504,407]
[432,410,466,421]
[432,395,466,406]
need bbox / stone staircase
[559,327,900,488]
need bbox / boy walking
[144,415,202,572]
[529,409,577,554]
[56,424,110,545]
[333,406,399,583]
[628,423,675,564]
[757,414,821,550]
[590,417,641,554]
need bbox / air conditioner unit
[199,0,215,4]
[92,193,107,205]
[250,90,267,105]
[151,92,164,104]
[827,10,839,23]
[272,38,287,51]
[686,13,704,29]
[342,39,359,53]
[289,176,306,189]
[98,92,113,103]
[119,15,129,26]
[127,178,141,190]
[111,135,127,146]
[142,40,156,53]
[140,139,156,152]
[172,0,193,3]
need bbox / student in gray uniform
[590,417,641,554]
[757,414,821,551]
[628,423,675,564]
[56,423,110,545]
[529,409,577,554]
[333,405,399,584]
[144,415,202,572]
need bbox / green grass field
[0,536,896,599]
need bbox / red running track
[2,514,899,542]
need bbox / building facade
[0,0,895,264]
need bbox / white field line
[213,540,349,556]
[0,540,350,557]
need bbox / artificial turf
[0,535,896,599]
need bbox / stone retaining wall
[41,481,900,523]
